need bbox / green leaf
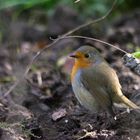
[0,0,49,10]
[132,52,140,59]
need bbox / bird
[70,45,140,117]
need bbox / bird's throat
[71,59,91,81]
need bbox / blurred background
[0,0,140,140]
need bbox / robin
[70,45,140,117]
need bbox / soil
[0,6,140,140]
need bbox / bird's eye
[84,53,90,58]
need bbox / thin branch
[4,39,59,97]
[74,0,81,3]
[4,0,117,97]
[62,0,117,37]
[63,35,127,54]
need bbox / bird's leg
[104,106,117,127]
[107,105,116,119]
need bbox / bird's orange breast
[71,58,91,81]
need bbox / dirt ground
[0,7,140,140]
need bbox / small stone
[123,54,137,68]
[123,54,140,76]
[52,108,67,121]
[134,64,140,75]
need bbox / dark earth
[0,6,140,140]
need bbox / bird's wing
[80,62,122,108]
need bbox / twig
[62,35,127,54]
[4,0,117,97]
[74,0,81,3]
[4,39,59,97]
[62,0,117,37]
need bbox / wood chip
[52,108,67,121]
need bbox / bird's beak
[69,53,78,58]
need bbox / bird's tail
[119,95,140,110]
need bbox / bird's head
[70,45,104,67]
